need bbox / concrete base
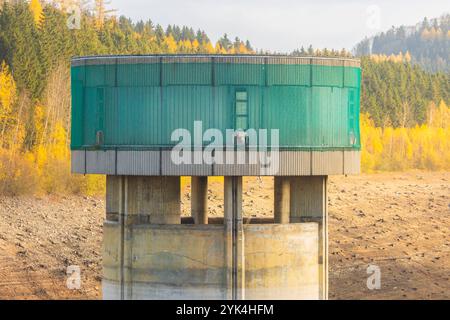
[102,174,328,300]
[103,222,319,300]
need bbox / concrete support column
[104,175,180,300]
[274,177,290,224]
[290,176,328,300]
[224,176,245,300]
[191,176,208,224]
[106,175,121,221]
[115,176,181,225]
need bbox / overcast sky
[109,0,450,52]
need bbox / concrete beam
[290,176,328,300]
[274,177,290,224]
[191,176,208,224]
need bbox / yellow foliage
[427,100,450,128]
[0,61,16,115]
[0,148,39,195]
[29,0,44,27]
[33,103,45,145]
[369,52,410,64]
[204,41,215,54]
[361,110,450,172]
[164,35,178,53]
[192,39,199,52]
[49,121,68,160]
[215,43,227,54]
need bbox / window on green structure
[235,90,248,130]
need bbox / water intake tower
[70,54,361,300]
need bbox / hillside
[354,14,450,73]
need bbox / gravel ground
[0,171,448,299]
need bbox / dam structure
[70,54,361,300]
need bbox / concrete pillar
[274,177,290,224]
[104,175,181,300]
[118,176,181,225]
[290,176,328,300]
[106,175,121,221]
[224,176,244,300]
[191,176,208,224]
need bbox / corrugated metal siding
[267,64,310,86]
[263,86,310,147]
[117,150,160,175]
[71,67,84,149]
[83,87,98,146]
[162,86,214,145]
[71,55,361,153]
[311,151,343,175]
[344,67,361,88]
[84,64,115,87]
[117,63,160,86]
[114,87,161,145]
[277,151,311,176]
[215,63,264,85]
[344,150,361,174]
[85,150,116,174]
[163,61,212,85]
[312,65,343,87]
[161,151,212,176]
[71,150,360,175]
[310,87,349,148]
[213,151,260,176]
[71,150,86,173]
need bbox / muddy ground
[0,171,448,299]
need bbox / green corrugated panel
[344,67,361,88]
[263,86,310,147]
[85,64,116,87]
[312,65,343,87]
[103,87,117,145]
[83,87,99,146]
[114,86,161,145]
[215,63,264,85]
[70,67,84,149]
[310,87,349,147]
[267,64,310,86]
[163,62,212,85]
[71,56,361,150]
[117,63,160,86]
[162,86,215,145]
[213,86,231,136]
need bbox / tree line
[354,14,450,73]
